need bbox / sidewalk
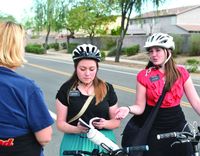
[45,51,199,80]
[46,50,147,65]
[105,56,147,65]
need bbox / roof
[134,5,200,19]
[177,25,200,32]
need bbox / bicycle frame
[63,145,149,156]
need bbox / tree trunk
[66,31,75,53]
[44,24,51,53]
[89,34,94,44]
[115,35,124,62]
[115,16,125,62]
[66,37,70,53]
[114,1,133,62]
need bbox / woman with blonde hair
[0,21,54,156]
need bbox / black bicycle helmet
[144,33,175,50]
[72,44,101,62]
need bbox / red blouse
[137,65,189,108]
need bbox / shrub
[189,34,200,56]
[100,51,106,61]
[96,29,107,35]
[53,43,60,51]
[124,45,140,56]
[67,43,79,53]
[61,42,67,49]
[105,39,116,50]
[48,43,60,51]
[107,47,116,56]
[107,47,126,57]
[25,44,45,54]
[42,43,50,50]
[111,26,121,35]
[99,37,116,51]
[173,34,184,56]
[185,59,200,73]
[30,35,40,39]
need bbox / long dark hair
[68,59,107,105]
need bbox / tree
[54,0,70,32]
[43,0,58,50]
[63,6,83,52]
[32,0,46,35]
[73,0,116,44]
[110,0,165,62]
[32,0,66,51]
[0,12,16,22]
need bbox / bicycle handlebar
[156,125,200,155]
[123,145,149,153]
[157,132,192,140]
[63,150,93,155]
[157,129,200,143]
[63,145,149,156]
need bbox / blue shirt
[0,66,54,138]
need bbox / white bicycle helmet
[144,33,175,50]
[72,44,101,62]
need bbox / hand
[92,118,105,129]
[115,107,129,120]
[77,122,89,133]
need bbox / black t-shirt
[56,81,118,126]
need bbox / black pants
[0,133,42,156]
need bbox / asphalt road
[16,53,200,156]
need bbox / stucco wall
[27,33,197,53]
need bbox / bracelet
[127,106,131,113]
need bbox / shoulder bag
[121,87,167,156]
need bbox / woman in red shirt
[115,33,200,156]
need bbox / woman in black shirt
[56,44,120,156]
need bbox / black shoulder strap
[142,86,168,129]
[155,86,167,108]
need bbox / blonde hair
[0,21,26,68]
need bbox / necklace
[78,81,94,95]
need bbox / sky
[0,0,33,22]
[0,0,200,22]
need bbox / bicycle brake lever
[112,149,125,156]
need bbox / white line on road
[49,110,57,120]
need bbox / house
[101,15,122,35]
[127,5,200,35]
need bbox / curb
[105,57,147,65]
[32,51,200,81]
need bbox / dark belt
[0,133,42,156]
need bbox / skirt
[144,105,194,156]
[60,129,116,156]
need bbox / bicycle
[157,123,200,156]
[63,145,149,156]
[63,118,149,156]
